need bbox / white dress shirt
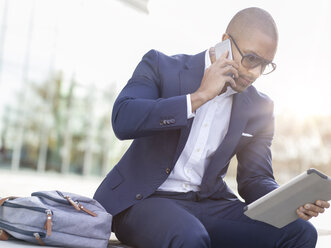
[158,49,237,192]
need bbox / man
[94,7,330,248]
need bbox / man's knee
[299,220,318,245]
[283,219,317,247]
[171,227,211,248]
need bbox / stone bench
[0,237,133,248]
[2,230,331,247]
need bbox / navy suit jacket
[94,49,279,216]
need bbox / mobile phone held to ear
[214,39,233,60]
[214,39,234,90]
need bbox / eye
[246,54,260,64]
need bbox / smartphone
[214,39,233,60]
[214,39,234,90]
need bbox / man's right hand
[190,47,239,112]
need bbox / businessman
[94,7,330,248]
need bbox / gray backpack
[0,190,112,247]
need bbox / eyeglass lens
[242,55,275,75]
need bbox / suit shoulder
[246,86,273,105]
[144,49,197,66]
[245,86,274,115]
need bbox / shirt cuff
[186,94,195,119]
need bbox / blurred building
[0,0,148,176]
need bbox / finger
[302,206,319,217]
[217,58,239,69]
[299,206,311,216]
[297,208,311,221]
[220,65,239,79]
[223,76,236,89]
[316,200,330,209]
[209,47,216,64]
[305,203,325,213]
[306,210,319,217]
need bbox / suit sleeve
[112,49,189,140]
[236,101,279,204]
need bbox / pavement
[0,169,330,247]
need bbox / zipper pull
[64,196,81,211]
[44,210,53,236]
[77,203,97,217]
[33,232,45,246]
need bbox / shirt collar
[204,49,237,97]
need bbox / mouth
[237,76,253,88]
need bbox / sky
[0,0,330,118]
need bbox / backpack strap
[0,196,19,206]
[0,229,10,241]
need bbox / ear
[222,33,230,41]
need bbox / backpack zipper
[3,201,48,213]
[77,202,97,217]
[45,209,53,236]
[31,192,68,204]
[62,193,97,217]
[0,220,46,244]
[62,195,97,217]
[32,191,97,217]
[2,201,53,236]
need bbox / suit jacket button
[136,194,143,200]
[165,168,171,174]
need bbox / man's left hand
[296,200,330,220]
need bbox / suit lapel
[199,91,251,195]
[172,51,206,166]
[179,51,206,95]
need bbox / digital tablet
[244,168,331,228]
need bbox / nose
[248,64,262,79]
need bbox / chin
[231,85,247,93]
[234,76,254,93]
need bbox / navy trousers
[113,191,317,248]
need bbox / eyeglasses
[228,34,276,75]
